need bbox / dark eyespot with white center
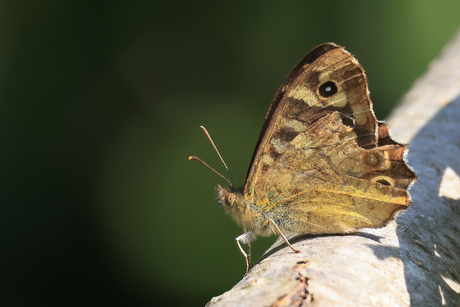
[365,152,379,165]
[319,81,338,98]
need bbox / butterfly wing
[244,43,416,234]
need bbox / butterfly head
[215,184,245,214]
[216,184,235,212]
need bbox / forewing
[245,43,377,199]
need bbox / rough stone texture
[207,30,460,307]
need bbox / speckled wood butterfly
[190,43,417,273]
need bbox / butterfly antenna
[188,126,235,188]
[188,156,234,188]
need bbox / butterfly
[190,43,417,273]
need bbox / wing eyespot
[364,152,380,166]
[318,81,338,98]
[376,179,391,186]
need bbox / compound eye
[225,193,235,206]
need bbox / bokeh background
[2,1,460,306]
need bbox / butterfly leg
[242,227,252,269]
[236,231,253,274]
[247,241,252,269]
[269,219,300,254]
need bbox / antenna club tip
[199,126,208,134]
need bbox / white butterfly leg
[236,230,253,273]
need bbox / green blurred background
[1,1,459,306]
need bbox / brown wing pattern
[243,43,416,234]
[245,43,377,199]
[245,43,340,179]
